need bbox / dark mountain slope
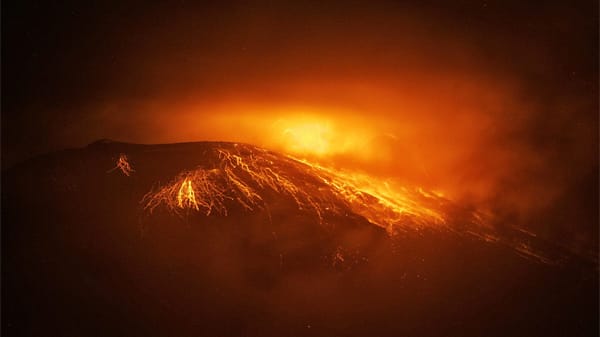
[2,141,597,337]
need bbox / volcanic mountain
[2,140,597,337]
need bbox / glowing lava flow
[107,153,135,176]
[142,145,451,232]
[177,178,200,210]
[143,146,328,218]
[293,158,450,233]
[141,144,552,263]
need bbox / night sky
[2,0,598,255]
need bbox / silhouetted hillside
[2,141,597,337]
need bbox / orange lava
[177,178,199,211]
[107,153,135,176]
[142,146,326,219]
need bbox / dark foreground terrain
[2,141,598,337]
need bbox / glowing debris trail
[107,153,135,176]
[141,145,450,232]
[142,147,331,220]
[140,144,555,264]
[292,158,450,233]
[177,178,199,210]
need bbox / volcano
[2,140,597,337]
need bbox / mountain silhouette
[2,141,597,337]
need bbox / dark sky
[2,1,598,255]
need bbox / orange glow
[270,113,380,161]
[201,106,381,161]
[76,74,546,210]
[281,120,332,156]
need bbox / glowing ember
[107,153,135,176]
